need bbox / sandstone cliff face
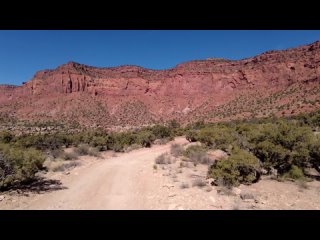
[1,40,320,128]
[0,85,17,103]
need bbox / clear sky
[1,30,320,86]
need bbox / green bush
[208,148,260,187]
[136,131,155,147]
[197,126,237,151]
[50,148,64,159]
[192,120,206,130]
[151,125,174,140]
[283,165,305,180]
[0,131,14,144]
[173,127,185,137]
[309,135,320,172]
[112,142,125,152]
[183,145,212,164]
[253,140,288,172]
[15,133,66,150]
[88,147,100,157]
[186,130,198,142]
[183,145,206,158]
[75,144,90,156]
[108,132,138,152]
[74,144,100,157]
[237,121,316,175]
[0,143,45,189]
[91,136,108,151]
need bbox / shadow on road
[7,177,67,194]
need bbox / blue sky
[0,30,320,85]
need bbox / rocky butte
[0,40,320,130]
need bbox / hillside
[1,40,320,131]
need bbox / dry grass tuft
[170,144,184,157]
[155,153,174,164]
[192,178,207,188]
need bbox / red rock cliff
[1,40,320,128]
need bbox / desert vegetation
[185,111,320,187]
[0,124,178,190]
[0,143,45,189]
[1,110,320,191]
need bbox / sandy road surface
[14,137,188,210]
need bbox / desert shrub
[192,120,206,130]
[15,133,67,151]
[91,136,108,151]
[236,121,316,175]
[49,147,79,161]
[197,126,238,151]
[63,160,80,169]
[296,110,320,129]
[73,131,95,145]
[41,134,68,150]
[44,158,80,172]
[253,140,288,172]
[275,122,313,151]
[192,178,207,188]
[50,148,64,159]
[14,134,41,149]
[154,138,171,145]
[45,159,65,172]
[309,135,320,172]
[111,142,125,152]
[170,144,184,157]
[79,145,100,157]
[0,152,14,188]
[62,134,74,148]
[183,145,212,164]
[186,130,198,142]
[167,120,185,136]
[151,125,174,140]
[108,132,137,152]
[310,112,320,128]
[0,131,14,144]
[124,144,141,152]
[208,148,261,187]
[52,133,74,148]
[155,153,173,164]
[283,165,305,180]
[183,145,206,157]
[62,151,79,160]
[173,127,185,136]
[88,148,98,157]
[136,131,155,147]
[0,144,45,189]
[75,144,90,156]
